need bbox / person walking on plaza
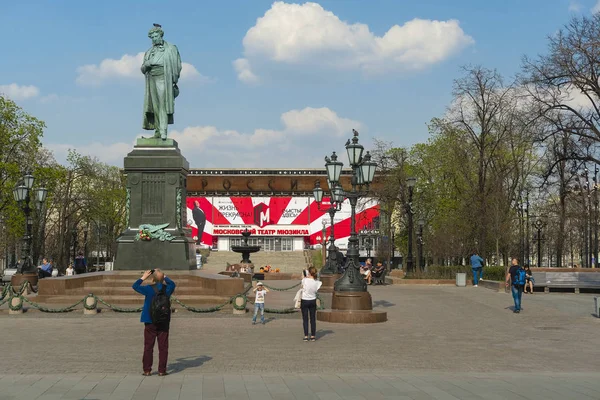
[252,282,269,325]
[132,269,176,376]
[470,251,484,287]
[505,258,526,313]
[301,267,322,342]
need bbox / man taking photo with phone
[132,269,176,376]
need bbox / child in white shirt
[252,282,269,325]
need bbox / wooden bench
[532,272,600,293]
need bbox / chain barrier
[95,296,143,313]
[20,296,84,313]
[2,279,317,314]
[260,282,301,291]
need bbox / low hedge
[404,265,505,281]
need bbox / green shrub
[311,250,324,269]
[404,265,505,281]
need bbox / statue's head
[148,23,164,46]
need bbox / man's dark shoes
[143,371,151,376]
[514,309,520,313]
[158,372,169,376]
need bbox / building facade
[185,169,381,252]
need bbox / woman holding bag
[300,267,322,342]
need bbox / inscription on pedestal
[142,173,165,215]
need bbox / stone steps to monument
[69,286,219,296]
[33,294,232,306]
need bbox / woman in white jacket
[301,267,322,342]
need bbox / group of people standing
[132,266,323,375]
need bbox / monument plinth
[113,138,195,270]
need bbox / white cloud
[569,1,581,12]
[235,1,474,83]
[0,83,40,101]
[76,52,209,86]
[45,107,364,168]
[233,58,259,84]
[280,107,359,136]
[593,1,600,13]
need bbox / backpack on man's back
[151,285,171,324]
[513,267,527,286]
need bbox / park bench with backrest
[532,271,600,293]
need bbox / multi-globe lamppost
[314,129,376,291]
[12,172,48,284]
[313,180,344,274]
[405,177,416,272]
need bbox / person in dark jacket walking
[505,258,524,313]
[132,269,176,376]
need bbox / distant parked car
[1,268,17,285]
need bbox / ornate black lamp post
[71,227,78,265]
[533,219,546,268]
[315,130,376,292]
[313,179,344,274]
[417,218,424,270]
[12,172,48,283]
[390,226,396,269]
[405,177,416,272]
[360,227,379,259]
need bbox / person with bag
[300,267,322,342]
[132,269,176,376]
[505,258,526,313]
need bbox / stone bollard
[232,295,247,315]
[8,296,23,315]
[595,297,600,318]
[83,294,98,315]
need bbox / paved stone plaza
[1,284,599,399]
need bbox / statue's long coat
[142,41,182,130]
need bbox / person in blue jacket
[470,251,484,287]
[132,269,176,376]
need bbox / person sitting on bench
[37,257,53,279]
[360,258,373,284]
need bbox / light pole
[525,191,530,266]
[313,180,344,274]
[71,226,78,266]
[390,226,396,269]
[533,219,546,268]
[321,219,327,267]
[417,218,424,270]
[406,177,416,272]
[314,129,376,292]
[11,172,48,285]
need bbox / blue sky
[0,0,594,168]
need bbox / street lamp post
[417,218,424,270]
[406,177,416,272]
[525,192,530,266]
[313,180,344,274]
[11,172,48,285]
[321,219,327,267]
[71,227,78,266]
[390,226,396,269]
[314,129,376,292]
[533,219,546,268]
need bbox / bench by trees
[532,272,600,294]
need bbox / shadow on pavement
[169,355,213,373]
[317,329,334,339]
[373,300,395,308]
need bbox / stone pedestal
[11,273,37,293]
[114,138,195,270]
[319,274,340,293]
[317,290,387,324]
